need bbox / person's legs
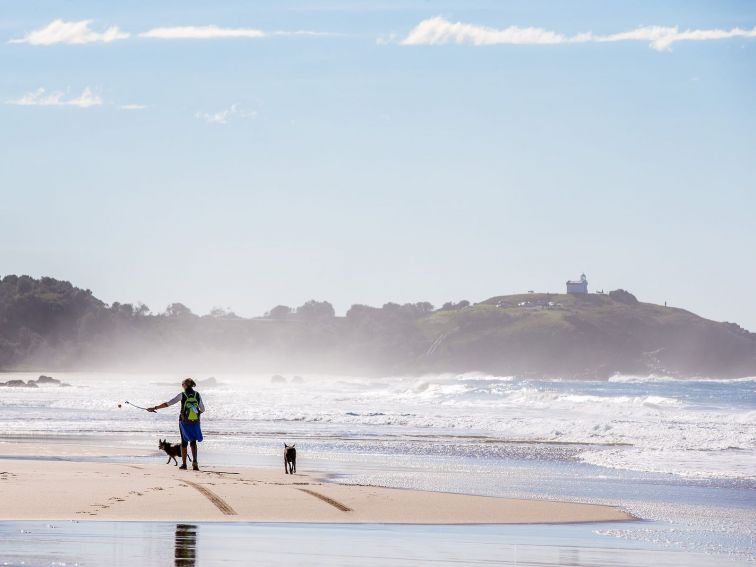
[190,441,198,470]
[180,433,189,469]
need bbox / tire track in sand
[297,488,352,512]
[182,480,237,515]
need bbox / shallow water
[0,521,748,567]
[1,371,754,562]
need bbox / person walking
[148,378,205,470]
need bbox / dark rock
[270,375,287,384]
[291,375,304,384]
[197,377,219,387]
[0,379,37,388]
[35,375,61,385]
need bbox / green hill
[414,291,755,378]
[1,275,754,378]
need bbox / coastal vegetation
[0,275,753,378]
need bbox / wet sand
[2,521,736,567]
[0,443,632,524]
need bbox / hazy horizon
[2,1,755,331]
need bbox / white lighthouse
[566,273,588,294]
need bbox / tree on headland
[407,301,434,316]
[609,289,639,306]
[295,300,335,320]
[164,302,195,318]
[110,302,134,316]
[346,304,379,321]
[382,302,435,318]
[208,307,238,319]
[440,300,470,311]
[266,305,292,319]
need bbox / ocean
[1,371,754,563]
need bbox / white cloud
[140,25,326,40]
[6,87,103,108]
[9,19,129,45]
[119,104,146,110]
[9,20,329,46]
[195,104,256,125]
[398,16,756,51]
[597,25,756,51]
[400,17,567,46]
[141,25,265,40]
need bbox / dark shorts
[179,421,203,446]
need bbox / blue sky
[2,1,755,329]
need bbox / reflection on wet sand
[175,524,197,566]
[0,521,735,566]
[559,547,581,566]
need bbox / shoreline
[0,442,634,525]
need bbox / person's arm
[148,393,182,413]
[199,393,206,414]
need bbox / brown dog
[284,443,296,474]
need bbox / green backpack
[182,391,201,422]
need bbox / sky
[1,1,755,329]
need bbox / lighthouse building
[566,273,588,294]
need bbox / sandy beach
[0,443,632,524]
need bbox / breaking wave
[1,371,753,479]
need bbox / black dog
[284,443,296,474]
[159,439,192,466]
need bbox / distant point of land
[0,275,753,379]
